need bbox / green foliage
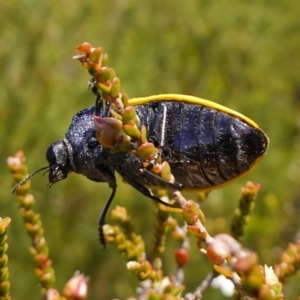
[1,0,300,299]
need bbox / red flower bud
[175,248,189,267]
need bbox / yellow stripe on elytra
[129,94,259,129]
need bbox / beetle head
[46,140,72,184]
[11,141,69,193]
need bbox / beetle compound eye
[46,145,56,164]
[46,141,68,166]
[87,136,99,149]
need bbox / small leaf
[121,93,129,108]
[122,106,137,125]
[186,225,207,240]
[96,82,111,94]
[94,116,123,148]
[140,125,148,144]
[213,265,233,279]
[86,62,101,76]
[182,200,201,225]
[160,161,172,182]
[89,47,103,63]
[137,143,157,161]
[0,218,11,232]
[111,77,120,98]
[76,42,92,54]
[123,125,141,139]
[95,67,115,83]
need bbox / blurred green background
[1,0,300,299]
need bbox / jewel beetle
[14,94,268,245]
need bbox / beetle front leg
[98,184,117,248]
[117,168,181,208]
[142,168,183,191]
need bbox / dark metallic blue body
[62,101,267,191]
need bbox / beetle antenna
[12,166,49,194]
[98,185,117,248]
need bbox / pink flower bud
[63,272,89,300]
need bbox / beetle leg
[94,93,111,118]
[142,168,183,191]
[142,149,183,190]
[98,184,117,248]
[95,94,103,117]
[119,171,180,208]
[88,78,99,95]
